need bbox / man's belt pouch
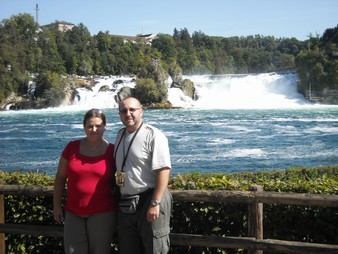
[119,195,140,214]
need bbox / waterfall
[72,76,136,108]
[72,72,309,109]
[185,72,309,109]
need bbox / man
[114,96,172,254]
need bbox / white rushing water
[184,73,309,109]
[68,72,311,110]
[71,76,136,109]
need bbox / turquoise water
[1,107,338,175]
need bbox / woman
[53,108,117,254]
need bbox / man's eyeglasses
[119,108,141,114]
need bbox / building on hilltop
[111,33,158,44]
[40,21,75,32]
[38,20,158,44]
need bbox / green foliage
[151,34,177,63]
[0,171,62,254]
[134,78,167,104]
[169,166,338,194]
[0,166,337,253]
[0,14,38,103]
[295,26,338,94]
[34,71,68,107]
[168,166,338,253]
[1,14,337,107]
[134,78,157,104]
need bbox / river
[1,73,337,175]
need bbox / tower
[35,4,39,25]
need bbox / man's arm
[147,167,170,222]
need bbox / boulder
[99,85,110,92]
[169,62,196,99]
[117,86,134,101]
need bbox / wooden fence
[0,184,338,254]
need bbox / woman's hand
[53,206,64,224]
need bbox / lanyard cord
[114,122,143,173]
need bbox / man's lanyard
[114,122,143,173]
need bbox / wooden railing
[0,184,338,254]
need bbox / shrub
[0,165,337,254]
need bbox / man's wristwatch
[151,199,161,206]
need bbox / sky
[0,0,337,41]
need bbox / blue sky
[0,0,337,41]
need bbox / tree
[134,78,167,105]
[295,25,338,93]
[174,28,198,73]
[36,28,65,73]
[295,48,328,92]
[2,13,338,108]
[95,31,112,52]
[0,14,38,102]
[152,34,177,63]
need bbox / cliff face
[0,93,45,110]
[1,75,79,110]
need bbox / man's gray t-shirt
[114,123,171,196]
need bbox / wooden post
[248,184,263,254]
[0,180,5,254]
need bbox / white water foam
[2,73,331,114]
[72,76,136,109]
[167,88,194,107]
[227,148,267,158]
[63,72,312,110]
[185,73,310,109]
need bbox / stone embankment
[303,89,338,105]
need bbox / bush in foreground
[0,165,337,253]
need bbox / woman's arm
[53,156,68,224]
